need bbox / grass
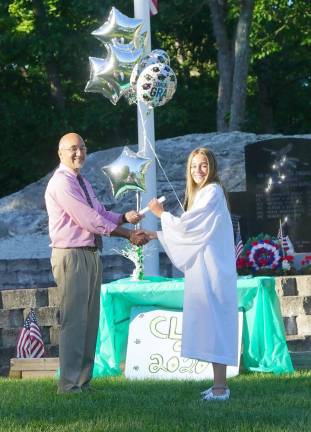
[0,372,310,432]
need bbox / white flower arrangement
[281,259,292,271]
[114,244,144,281]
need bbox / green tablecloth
[93,276,294,377]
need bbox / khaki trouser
[51,248,103,392]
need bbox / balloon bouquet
[85,7,177,280]
[85,7,177,108]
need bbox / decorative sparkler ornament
[114,244,144,281]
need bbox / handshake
[129,229,157,246]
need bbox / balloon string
[137,103,184,211]
[135,191,141,229]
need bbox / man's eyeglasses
[63,145,87,153]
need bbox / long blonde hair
[184,147,226,210]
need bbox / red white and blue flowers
[243,234,282,271]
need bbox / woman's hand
[144,230,158,240]
[148,198,164,218]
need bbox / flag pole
[279,218,285,257]
[134,0,159,276]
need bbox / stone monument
[244,138,311,252]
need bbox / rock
[296,315,311,336]
[0,131,310,260]
[0,221,9,239]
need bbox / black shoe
[57,387,82,395]
[81,385,102,393]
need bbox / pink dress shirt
[45,163,122,248]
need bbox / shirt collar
[59,163,79,177]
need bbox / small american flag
[235,222,244,261]
[277,222,294,255]
[16,309,45,358]
[150,0,158,16]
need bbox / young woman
[148,147,238,401]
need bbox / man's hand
[129,229,150,246]
[148,198,164,218]
[123,210,143,225]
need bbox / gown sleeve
[157,184,224,271]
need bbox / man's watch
[122,213,128,224]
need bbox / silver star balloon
[86,7,148,105]
[108,44,144,91]
[92,7,144,49]
[85,57,120,104]
[85,44,144,104]
[102,147,151,199]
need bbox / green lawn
[0,372,310,432]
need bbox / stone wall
[0,287,60,376]
[0,254,175,376]
[0,259,55,290]
[0,254,175,291]
[276,276,311,353]
[0,263,310,376]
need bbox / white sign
[125,307,243,380]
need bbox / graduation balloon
[150,49,170,65]
[125,50,171,106]
[130,49,171,90]
[136,63,177,108]
[102,147,151,199]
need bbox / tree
[31,0,65,112]
[0,0,310,197]
[207,0,255,131]
[0,0,139,196]
[249,0,311,133]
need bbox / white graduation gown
[158,183,238,366]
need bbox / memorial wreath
[237,233,285,274]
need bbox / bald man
[45,133,148,393]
